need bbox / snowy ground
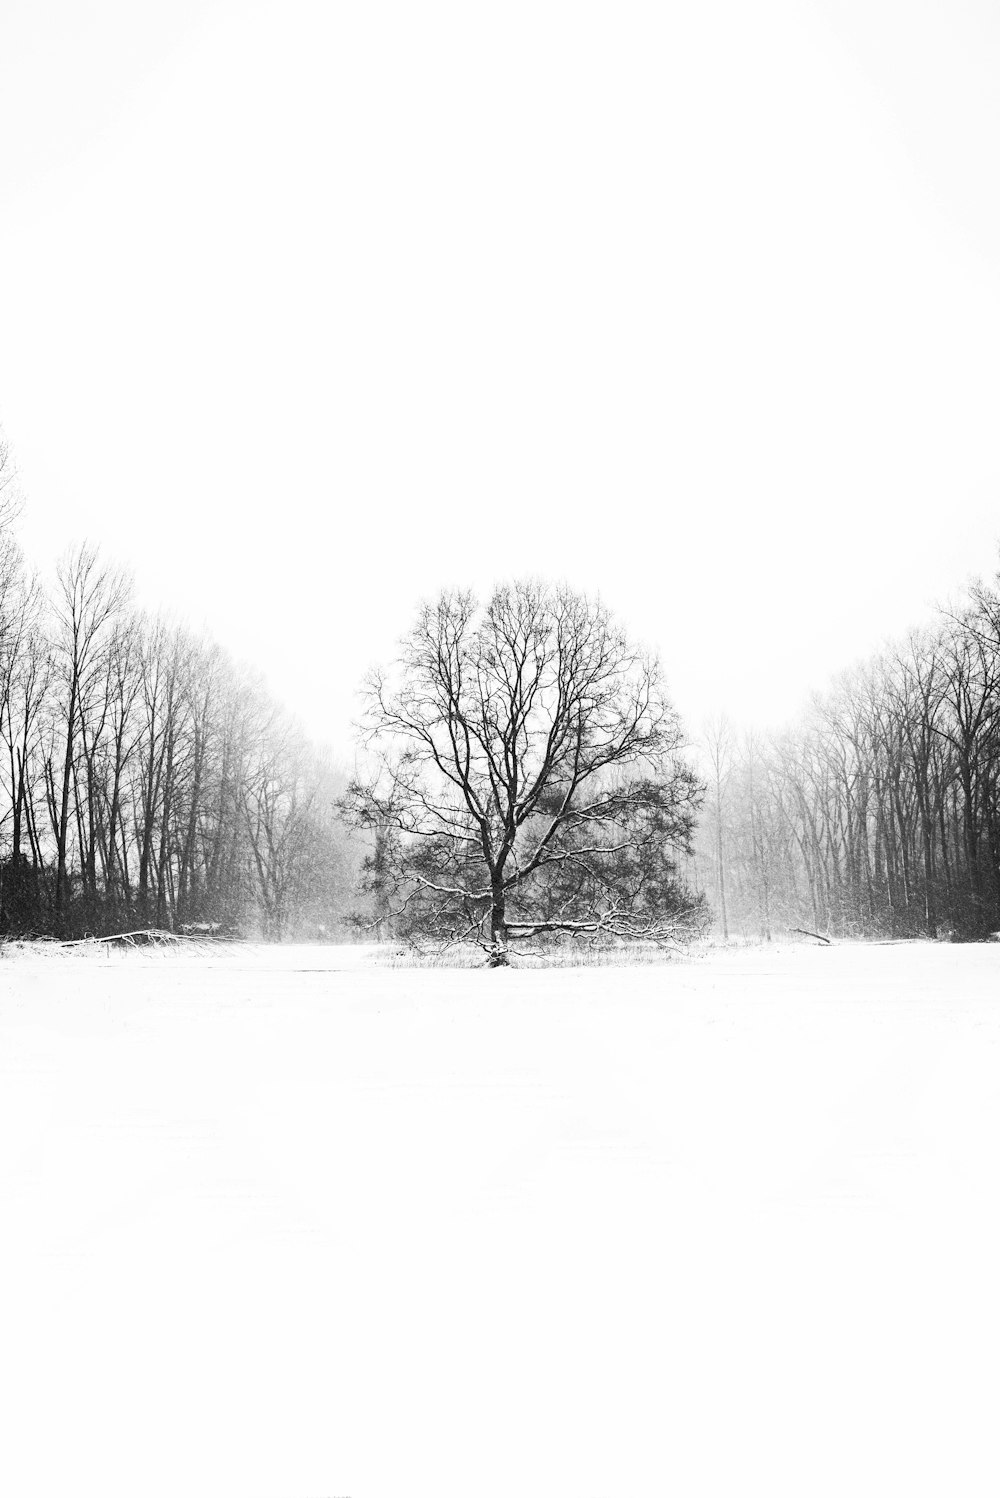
[2,939,999,1497]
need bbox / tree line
[23,432,1000,952]
[697,568,1000,941]
[0,494,354,939]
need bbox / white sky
[2,0,999,754]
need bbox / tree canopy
[344,581,705,962]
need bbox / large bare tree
[344,582,704,963]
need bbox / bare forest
[696,572,1000,942]
[0,452,355,938]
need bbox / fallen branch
[791,927,832,946]
[60,929,186,949]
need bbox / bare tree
[344,582,704,964]
[0,434,23,532]
[702,716,734,939]
[49,545,130,926]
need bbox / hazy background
[1,0,998,753]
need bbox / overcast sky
[1,0,999,754]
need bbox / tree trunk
[716,812,729,940]
[55,676,78,923]
[489,885,509,966]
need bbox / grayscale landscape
[2,1,1000,1495]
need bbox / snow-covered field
[2,939,999,1497]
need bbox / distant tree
[344,582,705,964]
[48,545,130,925]
[702,716,734,939]
[0,433,23,530]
